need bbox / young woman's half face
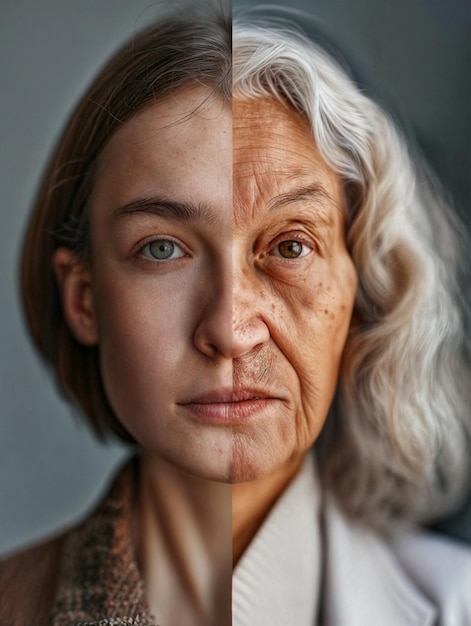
[55,88,357,484]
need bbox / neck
[137,452,232,626]
[231,455,304,566]
[136,451,305,619]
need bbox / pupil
[279,241,302,258]
[150,240,174,259]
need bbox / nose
[193,263,270,360]
[193,275,233,359]
[231,276,270,358]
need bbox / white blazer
[233,453,471,626]
[323,495,471,625]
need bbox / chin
[156,445,235,484]
[230,460,282,485]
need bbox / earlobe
[52,247,99,346]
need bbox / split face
[53,87,358,486]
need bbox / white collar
[233,453,322,626]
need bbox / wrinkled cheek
[288,315,353,446]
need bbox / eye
[270,240,313,259]
[141,238,185,261]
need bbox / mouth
[179,387,282,424]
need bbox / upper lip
[181,387,279,404]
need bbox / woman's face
[61,89,357,483]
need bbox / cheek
[92,274,196,420]
[272,256,357,402]
[274,264,355,349]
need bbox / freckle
[324,309,329,315]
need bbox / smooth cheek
[94,269,233,479]
[96,274,189,419]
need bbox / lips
[185,387,276,404]
[179,387,282,424]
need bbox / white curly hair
[233,18,471,525]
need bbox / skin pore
[53,88,357,616]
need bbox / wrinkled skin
[232,98,358,483]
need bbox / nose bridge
[212,258,233,328]
[193,249,233,359]
[232,253,254,328]
[193,241,270,360]
[231,243,270,355]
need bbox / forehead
[233,98,344,225]
[90,88,231,222]
[89,92,343,235]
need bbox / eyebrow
[269,184,343,221]
[112,196,217,224]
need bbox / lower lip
[180,399,280,425]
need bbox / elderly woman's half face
[54,88,357,484]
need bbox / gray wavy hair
[233,19,471,525]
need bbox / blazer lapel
[322,496,437,626]
[50,459,157,626]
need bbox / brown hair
[21,2,231,441]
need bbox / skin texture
[53,89,358,573]
[231,98,358,558]
[56,89,235,482]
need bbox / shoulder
[390,528,471,624]
[0,534,66,626]
[323,495,471,625]
[0,459,138,626]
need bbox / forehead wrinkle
[233,180,342,229]
[233,98,345,226]
[234,154,343,218]
[270,184,346,223]
[233,159,282,223]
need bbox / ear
[52,247,99,346]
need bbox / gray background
[1,0,470,555]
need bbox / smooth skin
[53,88,357,615]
